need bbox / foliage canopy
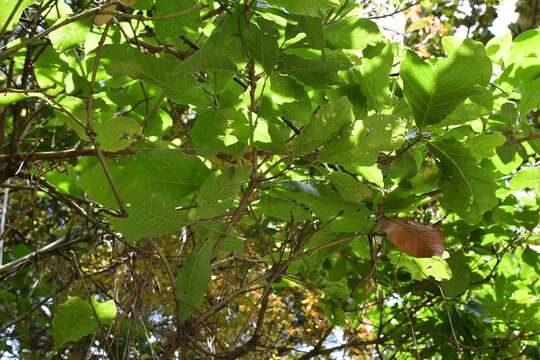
[0,0,539,359]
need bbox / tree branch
[505,132,540,145]
[0,232,95,278]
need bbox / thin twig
[366,1,419,20]
[99,4,206,22]
[85,22,127,217]
[0,2,113,60]
[505,132,540,145]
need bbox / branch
[297,337,384,359]
[377,136,423,165]
[505,132,540,145]
[0,0,25,36]
[366,1,419,20]
[0,2,112,60]
[214,288,272,360]
[0,278,71,332]
[0,233,95,278]
[99,4,206,22]
[0,147,136,163]
[211,177,258,252]
[85,22,127,217]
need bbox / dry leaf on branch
[377,216,445,258]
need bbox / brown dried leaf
[377,216,444,258]
[94,5,115,25]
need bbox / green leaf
[508,29,540,66]
[49,17,91,52]
[204,13,244,65]
[277,51,351,87]
[398,256,453,281]
[191,109,249,158]
[441,252,471,297]
[400,40,492,128]
[510,166,540,190]
[441,36,465,55]
[53,297,98,349]
[319,114,405,167]
[267,0,321,17]
[498,29,540,88]
[94,116,142,152]
[293,97,354,155]
[271,181,372,233]
[130,0,154,10]
[296,16,325,50]
[34,47,76,91]
[357,164,384,187]
[101,45,210,107]
[78,151,211,241]
[466,132,506,160]
[520,77,540,118]
[326,18,382,51]
[176,239,213,320]
[359,42,394,111]
[254,197,311,221]
[91,298,117,324]
[486,31,512,65]
[54,95,115,141]
[174,47,237,74]
[0,0,35,32]
[54,96,136,150]
[153,0,201,40]
[327,172,372,203]
[406,18,430,32]
[429,139,498,223]
[243,21,280,73]
[193,166,251,220]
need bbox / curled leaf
[377,216,444,258]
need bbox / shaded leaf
[520,77,540,118]
[293,97,354,155]
[429,139,498,223]
[267,0,321,17]
[101,45,210,107]
[359,42,394,111]
[319,114,406,167]
[326,18,382,51]
[52,297,97,349]
[242,21,280,72]
[194,166,251,219]
[153,0,201,40]
[277,51,351,87]
[176,239,213,320]
[486,31,512,65]
[78,151,211,241]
